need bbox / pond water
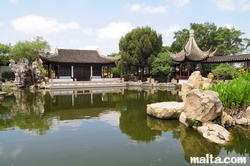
[0,87,249,166]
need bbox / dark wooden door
[74,66,90,81]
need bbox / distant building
[170,29,250,80]
[40,48,120,81]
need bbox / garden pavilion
[170,29,250,82]
[40,48,120,81]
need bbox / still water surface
[0,87,249,166]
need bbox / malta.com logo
[190,154,246,164]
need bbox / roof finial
[189,29,194,38]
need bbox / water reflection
[0,87,250,165]
[225,125,250,156]
[147,116,221,163]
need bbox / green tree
[107,52,120,77]
[11,36,51,65]
[151,52,174,82]
[0,43,11,65]
[170,22,250,56]
[212,63,239,80]
[108,52,120,57]
[9,37,51,84]
[118,26,162,80]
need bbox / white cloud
[82,28,93,36]
[124,3,169,14]
[51,119,83,131]
[160,24,180,37]
[81,45,99,50]
[11,15,81,35]
[239,0,250,11]
[172,0,190,7]
[99,111,120,126]
[222,23,235,29]
[10,0,18,4]
[69,39,81,44]
[212,0,235,11]
[10,145,23,158]
[96,22,134,42]
[0,21,3,27]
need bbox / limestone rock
[234,106,250,125]
[147,102,184,119]
[235,117,249,125]
[181,82,194,102]
[184,89,223,123]
[179,112,189,127]
[246,106,250,119]
[197,123,232,145]
[201,77,213,89]
[221,111,235,127]
[187,71,202,89]
[171,78,178,85]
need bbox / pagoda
[170,29,216,79]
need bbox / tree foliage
[118,26,162,80]
[0,43,11,65]
[170,22,250,56]
[10,36,51,65]
[107,52,120,77]
[212,63,239,80]
[151,52,174,82]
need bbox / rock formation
[183,89,223,123]
[147,101,184,119]
[9,59,29,85]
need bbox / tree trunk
[140,67,144,81]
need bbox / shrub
[186,118,202,127]
[210,70,250,112]
[2,85,12,93]
[1,71,14,80]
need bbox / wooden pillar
[187,62,190,77]
[179,64,182,77]
[108,65,111,78]
[199,63,203,76]
[71,66,74,78]
[48,63,52,79]
[90,66,93,80]
[57,65,60,79]
[101,66,104,78]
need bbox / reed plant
[211,69,250,113]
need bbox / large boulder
[181,71,213,102]
[181,82,194,102]
[179,112,189,127]
[197,122,232,145]
[147,101,184,119]
[184,89,223,123]
[187,71,202,89]
[234,106,250,125]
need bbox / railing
[50,78,122,86]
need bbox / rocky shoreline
[147,71,250,145]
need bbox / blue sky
[1,0,250,55]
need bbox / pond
[0,87,249,166]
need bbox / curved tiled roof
[170,29,215,62]
[40,48,120,64]
[204,54,250,63]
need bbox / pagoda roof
[204,54,250,63]
[170,29,215,62]
[40,48,120,64]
